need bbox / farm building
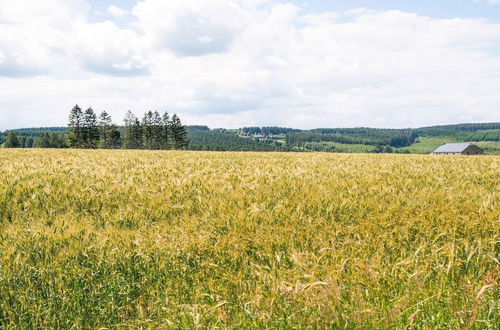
[431,143,484,155]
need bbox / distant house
[431,143,484,155]
[240,134,265,140]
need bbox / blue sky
[295,0,500,20]
[88,0,500,22]
[1,0,500,130]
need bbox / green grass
[303,141,377,153]
[397,137,500,154]
[396,137,461,154]
[475,141,500,154]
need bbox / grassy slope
[304,141,377,153]
[397,137,500,154]
[397,136,461,154]
[474,141,500,154]
[0,150,498,328]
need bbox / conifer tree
[68,105,84,148]
[82,108,99,148]
[122,112,143,149]
[142,111,155,149]
[132,117,143,149]
[110,126,121,149]
[162,111,171,149]
[170,114,188,149]
[98,111,114,149]
[4,131,20,148]
[151,111,163,150]
[37,133,52,148]
[25,137,35,148]
[123,110,141,149]
[36,132,66,148]
[19,136,27,148]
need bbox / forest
[1,121,500,154]
[285,129,418,148]
[0,106,188,150]
[186,128,289,152]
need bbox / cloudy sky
[1,0,500,130]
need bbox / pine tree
[170,114,188,149]
[123,110,138,149]
[151,111,163,150]
[82,108,99,148]
[37,133,67,148]
[19,136,27,148]
[98,111,114,149]
[110,125,121,149]
[162,111,171,149]
[4,131,20,148]
[142,111,155,149]
[25,137,35,148]
[38,133,52,148]
[132,118,143,149]
[68,105,84,148]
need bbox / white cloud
[132,0,261,56]
[73,21,148,76]
[1,0,500,130]
[476,0,500,4]
[0,0,147,78]
[108,5,128,17]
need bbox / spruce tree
[38,133,52,148]
[142,111,154,149]
[123,110,137,149]
[151,111,163,150]
[162,111,171,149]
[132,118,143,149]
[98,111,114,149]
[68,105,84,148]
[82,108,99,148]
[37,133,67,148]
[123,111,143,149]
[25,137,35,148]
[170,114,188,149]
[4,131,20,148]
[110,126,121,149]
[19,136,27,148]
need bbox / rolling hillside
[1,123,499,154]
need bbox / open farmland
[0,150,498,328]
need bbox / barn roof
[432,143,475,153]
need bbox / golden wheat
[0,149,498,328]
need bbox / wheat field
[0,149,498,328]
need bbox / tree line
[286,129,419,148]
[1,106,188,149]
[67,105,187,149]
[242,126,302,136]
[3,120,500,152]
[2,131,34,148]
[186,128,289,151]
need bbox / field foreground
[0,150,498,328]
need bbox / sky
[1,0,500,130]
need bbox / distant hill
[1,123,499,154]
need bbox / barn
[431,143,484,155]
